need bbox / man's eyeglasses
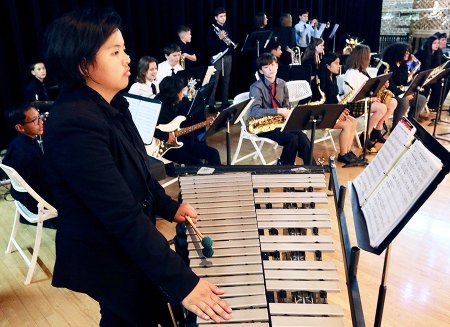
[22,115,44,125]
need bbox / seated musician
[265,40,290,82]
[128,56,159,98]
[3,103,57,228]
[302,37,325,101]
[379,43,427,127]
[318,53,362,165]
[154,75,221,166]
[343,45,396,151]
[246,53,312,165]
[156,43,183,82]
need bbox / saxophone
[339,89,355,105]
[424,61,447,84]
[248,114,285,134]
[308,76,326,105]
[180,54,186,69]
[407,58,421,83]
[376,60,394,106]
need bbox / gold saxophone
[308,76,326,105]
[407,59,421,83]
[376,60,394,106]
[180,54,186,69]
[425,61,447,84]
[339,89,355,105]
[248,76,327,134]
[248,114,285,134]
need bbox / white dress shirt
[156,61,183,83]
[128,80,159,98]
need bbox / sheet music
[353,118,416,203]
[202,66,216,86]
[124,94,161,144]
[362,140,443,247]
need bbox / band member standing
[247,53,312,165]
[294,9,319,52]
[128,56,159,98]
[176,25,197,69]
[43,9,230,326]
[207,7,233,112]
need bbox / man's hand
[277,108,290,118]
[182,279,232,323]
[174,203,197,224]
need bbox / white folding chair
[0,163,58,285]
[231,92,278,165]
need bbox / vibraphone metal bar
[178,165,365,326]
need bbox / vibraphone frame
[175,161,365,326]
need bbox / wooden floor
[1,105,449,326]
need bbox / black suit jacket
[44,85,198,309]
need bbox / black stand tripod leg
[374,245,391,327]
[226,119,231,165]
[362,97,372,162]
[309,120,317,165]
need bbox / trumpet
[307,20,330,29]
[212,24,238,49]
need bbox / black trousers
[258,129,311,165]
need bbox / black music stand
[200,98,254,165]
[176,66,209,86]
[426,66,450,141]
[328,24,340,53]
[401,69,433,119]
[282,104,345,165]
[350,73,392,166]
[350,118,450,327]
[241,30,273,57]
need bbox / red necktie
[270,83,278,108]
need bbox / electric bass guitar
[147,115,216,158]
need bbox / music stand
[200,98,254,165]
[350,73,393,165]
[350,117,450,327]
[328,24,339,53]
[176,66,209,86]
[425,66,450,141]
[241,30,273,57]
[185,82,214,117]
[282,104,346,165]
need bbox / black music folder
[349,117,450,254]
[282,104,345,132]
[401,69,433,98]
[352,73,392,103]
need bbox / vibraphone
[178,168,364,326]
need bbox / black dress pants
[258,129,311,165]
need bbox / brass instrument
[339,90,355,105]
[308,76,326,106]
[407,58,421,83]
[180,54,186,69]
[376,60,394,107]
[248,114,285,134]
[292,46,302,65]
[424,61,448,84]
[212,24,238,49]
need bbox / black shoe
[337,153,357,164]
[370,129,386,144]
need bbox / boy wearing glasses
[3,103,56,227]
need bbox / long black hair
[156,76,185,107]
